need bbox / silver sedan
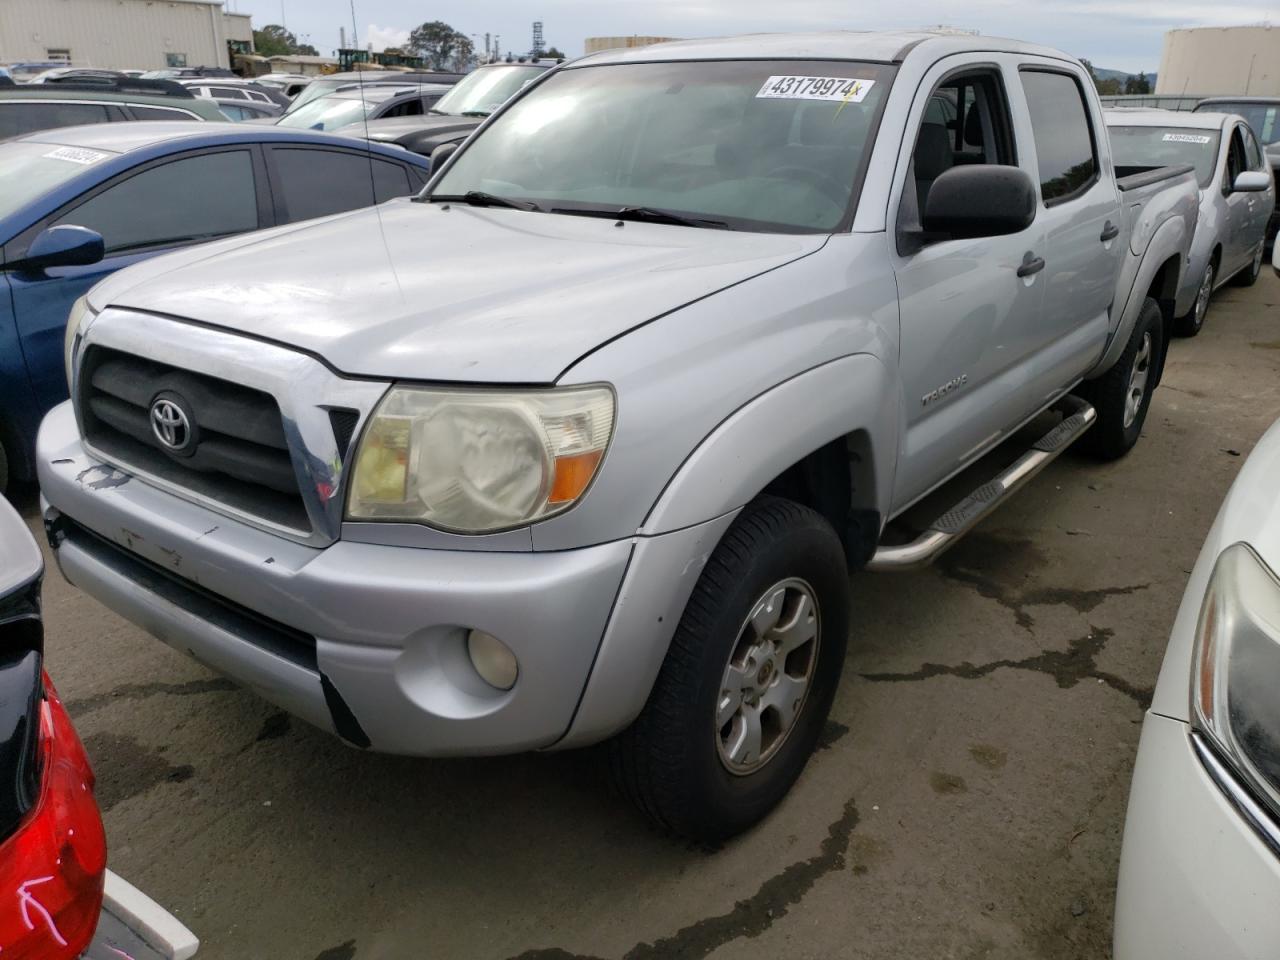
[1106,108,1275,336]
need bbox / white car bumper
[1114,712,1280,960]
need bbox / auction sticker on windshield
[756,76,875,103]
[43,146,109,165]
[1162,133,1213,144]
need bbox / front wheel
[1176,261,1215,337]
[609,496,850,842]
[1233,244,1264,288]
[1077,297,1164,461]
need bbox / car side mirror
[922,165,1037,239]
[428,140,461,173]
[1232,170,1271,193]
[16,225,105,272]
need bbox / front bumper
[1114,712,1280,960]
[38,402,633,756]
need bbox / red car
[0,495,197,960]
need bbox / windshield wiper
[459,110,492,118]
[551,205,729,229]
[431,191,542,211]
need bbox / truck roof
[574,31,1077,67]
[1104,108,1235,130]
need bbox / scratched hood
[90,200,824,382]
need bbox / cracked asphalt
[15,272,1280,959]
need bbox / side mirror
[428,140,461,172]
[16,225,105,272]
[1232,170,1271,193]
[922,165,1036,239]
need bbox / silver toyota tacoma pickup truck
[38,32,1198,841]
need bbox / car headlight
[64,295,95,391]
[347,384,614,533]
[1192,542,1280,819]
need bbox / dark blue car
[0,122,431,490]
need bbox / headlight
[1192,542,1280,819]
[347,384,614,533]
[64,295,95,391]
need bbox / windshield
[0,140,110,221]
[431,65,545,117]
[276,90,395,131]
[1108,126,1221,188]
[1198,101,1279,145]
[284,77,347,114]
[432,60,894,233]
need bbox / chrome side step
[866,396,1096,571]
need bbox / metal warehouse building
[0,0,252,71]
[1157,25,1280,97]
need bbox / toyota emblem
[150,396,193,453]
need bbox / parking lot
[10,271,1275,960]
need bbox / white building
[0,0,252,71]
[1157,25,1280,97]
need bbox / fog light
[467,630,518,690]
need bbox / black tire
[1077,297,1163,461]
[609,496,850,842]
[1232,245,1263,288]
[1175,260,1214,337]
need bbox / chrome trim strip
[73,308,390,547]
[1191,732,1280,860]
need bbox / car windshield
[430,64,545,117]
[1108,125,1222,188]
[0,140,112,221]
[276,89,399,131]
[432,59,894,233]
[1198,101,1279,145]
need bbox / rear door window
[55,150,259,253]
[0,101,112,138]
[269,147,414,222]
[1019,69,1099,204]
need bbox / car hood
[91,199,826,382]
[355,115,479,145]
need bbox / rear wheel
[1176,261,1215,337]
[1233,244,1264,288]
[1078,297,1163,461]
[610,496,849,842]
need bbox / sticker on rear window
[43,146,108,165]
[756,76,875,103]
[1162,133,1212,144]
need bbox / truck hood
[92,200,824,382]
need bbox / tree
[252,24,317,57]
[407,20,472,71]
[543,46,566,60]
[1124,72,1151,95]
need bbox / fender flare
[1088,215,1188,378]
[640,353,898,535]
[554,354,898,749]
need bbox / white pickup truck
[39,32,1199,841]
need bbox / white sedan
[1114,386,1280,957]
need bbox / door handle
[1017,253,1046,278]
[1100,221,1120,242]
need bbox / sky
[221,0,1275,74]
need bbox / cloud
[365,23,410,52]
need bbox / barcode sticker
[755,76,875,103]
[43,146,109,165]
